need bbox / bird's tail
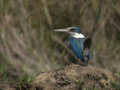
[83,38,91,49]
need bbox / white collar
[71,32,85,38]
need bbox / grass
[17,74,33,84]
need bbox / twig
[41,0,53,26]
[90,0,102,39]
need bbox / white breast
[71,33,85,38]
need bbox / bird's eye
[70,29,74,32]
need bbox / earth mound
[31,64,115,90]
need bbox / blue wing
[69,37,91,61]
[70,37,85,61]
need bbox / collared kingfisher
[54,26,91,65]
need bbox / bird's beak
[54,26,75,32]
[54,29,70,32]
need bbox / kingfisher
[54,26,91,65]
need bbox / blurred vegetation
[0,0,120,83]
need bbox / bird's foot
[77,59,88,66]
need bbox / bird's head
[54,26,85,38]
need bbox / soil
[0,64,116,90]
[31,64,115,90]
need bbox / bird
[54,26,91,65]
